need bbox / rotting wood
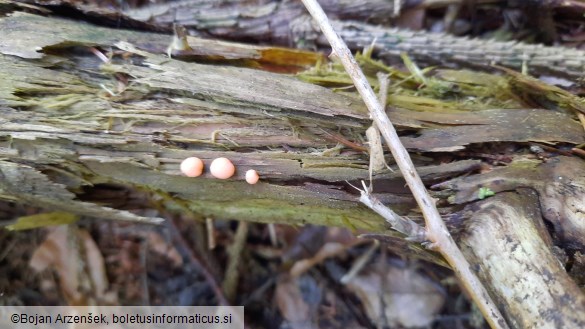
[435,156,585,250]
[458,190,585,329]
[400,108,584,151]
[0,6,322,69]
[0,10,416,230]
[124,0,585,79]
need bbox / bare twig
[299,1,509,328]
[358,182,426,242]
[222,221,249,302]
[268,223,278,246]
[206,217,216,250]
[376,72,389,107]
[340,239,379,284]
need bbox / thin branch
[299,1,509,328]
[358,183,426,242]
[222,221,249,302]
[340,239,379,284]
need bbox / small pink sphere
[180,157,204,177]
[210,157,236,179]
[245,169,260,184]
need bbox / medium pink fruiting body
[180,157,204,177]
[210,157,236,179]
[245,169,260,184]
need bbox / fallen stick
[299,0,509,328]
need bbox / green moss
[184,199,385,231]
[5,211,79,230]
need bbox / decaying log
[0,9,417,229]
[1,5,584,328]
[125,0,585,79]
[437,157,585,250]
[458,190,585,328]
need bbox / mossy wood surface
[0,9,406,230]
[0,8,582,232]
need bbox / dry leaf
[275,274,320,329]
[30,226,81,304]
[79,229,117,304]
[285,227,362,277]
[30,225,117,305]
[147,232,183,267]
[345,263,445,328]
[290,242,347,278]
[282,226,328,263]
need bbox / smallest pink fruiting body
[180,157,204,177]
[245,169,260,184]
[210,157,236,179]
